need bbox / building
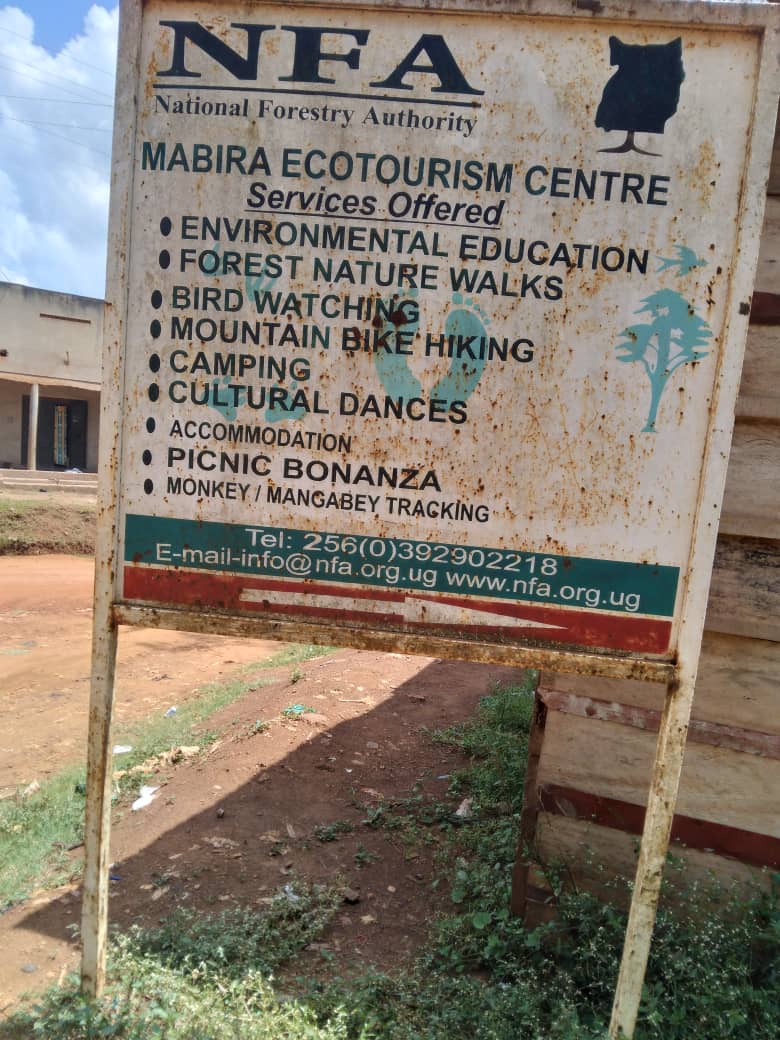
[0,281,104,473]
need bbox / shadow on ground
[9,650,526,985]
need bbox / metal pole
[80,606,118,997]
[608,659,699,1037]
[79,0,141,996]
[607,25,780,1021]
[26,382,39,470]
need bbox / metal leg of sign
[510,691,548,917]
[608,667,695,1039]
[80,612,118,998]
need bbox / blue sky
[0,3,118,297]
[11,0,97,53]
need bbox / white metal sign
[112,0,767,665]
[83,3,778,1037]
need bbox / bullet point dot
[158,250,170,269]
[149,354,160,373]
[143,479,154,494]
[146,417,156,433]
[142,450,153,465]
[150,319,161,338]
[148,384,159,402]
[159,217,172,236]
[151,290,163,309]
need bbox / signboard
[106,0,774,667]
[84,3,778,1033]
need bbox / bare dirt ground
[0,555,523,1014]
[0,555,284,791]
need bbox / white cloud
[0,4,118,298]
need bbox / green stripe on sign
[124,514,679,619]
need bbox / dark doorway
[21,396,88,470]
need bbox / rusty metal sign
[105,0,774,669]
[84,3,778,1035]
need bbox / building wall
[0,380,21,469]
[0,282,104,472]
[0,385,100,471]
[0,281,103,384]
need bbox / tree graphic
[614,289,712,433]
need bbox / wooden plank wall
[521,121,780,911]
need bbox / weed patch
[314,820,355,843]
[125,880,341,977]
[5,676,779,1040]
[0,765,87,908]
[2,955,359,1040]
[0,645,331,909]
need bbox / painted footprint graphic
[431,294,489,407]
[372,291,490,408]
[208,375,245,423]
[373,289,422,398]
[245,269,277,308]
[246,270,308,424]
[195,266,301,425]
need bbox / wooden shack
[517,116,780,911]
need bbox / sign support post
[81,622,118,998]
[609,667,696,1038]
[609,17,780,1028]
[80,0,141,997]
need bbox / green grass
[0,495,95,554]
[314,682,780,1040]
[0,763,90,906]
[0,955,360,1040]
[125,880,342,977]
[111,642,330,782]
[314,819,355,843]
[0,644,331,909]
[253,643,333,671]
[4,677,779,1040]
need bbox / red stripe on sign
[122,569,409,615]
[248,601,405,625]
[123,566,242,611]
[123,566,672,654]
[408,593,671,653]
[236,576,406,604]
[404,618,670,653]
[538,783,780,869]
